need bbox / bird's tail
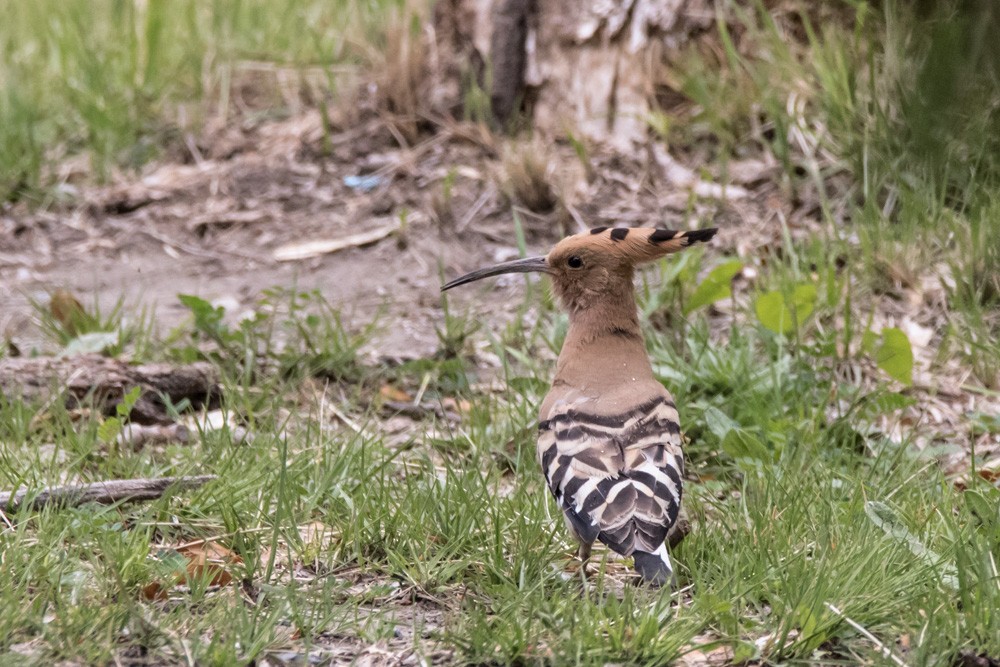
[632,543,674,587]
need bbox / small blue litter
[343,174,385,192]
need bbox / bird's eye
[568,255,584,269]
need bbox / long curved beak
[441,256,550,291]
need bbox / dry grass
[499,140,559,214]
[372,8,432,146]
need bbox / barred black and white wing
[537,394,684,585]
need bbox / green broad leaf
[861,329,879,354]
[754,284,817,334]
[731,641,760,664]
[966,489,1000,530]
[703,406,739,440]
[754,291,786,333]
[874,327,913,385]
[117,386,143,418]
[793,604,820,641]
[60,331,119,357]
[864,501,909,537]
[721,428,771,463]
[97,416,122,444]
[150,548,190,579]
[684,260,744,314]
[697,592,734,617]
[178,294,227,337]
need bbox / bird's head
[442,226,718,312]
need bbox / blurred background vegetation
[0,0,406,196]
[0,0,996,210]
[3,0,998,378]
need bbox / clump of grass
[27,289,155,358]
[435,291,480,358]
[172,288,378,384]
[663,0,999,218]
[371,6,431,145]
[499,140,558,213]
[430,167,457,228]
[952,197,1000,308]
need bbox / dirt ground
[1,113,503,358]
[1,106,997,480]
[0,109,777,358]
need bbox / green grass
[1,285,997,664]
[0,0,411,201]
[3,0,1000,664]
[667,0,1000,388]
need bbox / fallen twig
[274,220,400,261]
[651,144,750,200]
[381,399,460,422]
[104,217,266,263]
[0,354,220,424]
[1,475,216,513]
[824,601,910,667]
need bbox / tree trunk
[431,0,714,148]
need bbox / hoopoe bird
[442,225,717,585]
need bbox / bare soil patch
[0,111,780,357]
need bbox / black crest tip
[683,228,718,244]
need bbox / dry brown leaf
[953,455,1000,490]
[179,542,242,586]
[379,384,413,403]
[977,458,1000,484]
[677,643,734,667]
[441,397,472,413]
[142,541,242,600]
[187,208,272,230]
[49,290,87,336]
[140,581,169,601]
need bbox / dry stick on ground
[104,217,267,263]
[0,475,217,513]
[824,602,910,667]
[0,354,220,424]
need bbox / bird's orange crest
[442,226,715,289]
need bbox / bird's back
[537,381,683,584]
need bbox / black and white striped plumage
[537,392,684,585]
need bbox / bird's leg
[666,512,690,549]
[577,541,592,565]
[563,514,594,575]
[576,540,595,579]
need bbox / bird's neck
[552,286,654,392]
